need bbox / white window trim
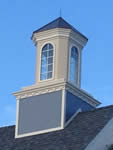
[39,41,55,82]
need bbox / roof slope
[0,105,113,150]
[33,17,88,40]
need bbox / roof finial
[60,8,62,17]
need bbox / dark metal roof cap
[33,17,88,40]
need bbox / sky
[0,0,113,127]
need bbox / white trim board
[13,81,100,108]
[61,89,66,128]
[15,99,19,138]
[15,126,63,139]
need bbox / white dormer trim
[15,89,66,138]
[15,99,19,138]
[15,126,63,139]
[61,89,66,128]
[13,81,101,108]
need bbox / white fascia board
[13,79,66,99]
[13,81,100,108]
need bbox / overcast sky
[0,0,113,127]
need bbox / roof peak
[33,17,88,40]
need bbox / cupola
[13,17,101,138]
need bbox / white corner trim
[15,99,19,138]
[15,126,63,139]
[64,108,82,128]
[85,116,113,150]
[61,89,66,128]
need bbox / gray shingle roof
[0,105,113,150]
[33,17,88,40]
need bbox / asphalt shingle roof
[33,17,88,40]
[0,105,113,150]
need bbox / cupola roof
[33,17,88,40]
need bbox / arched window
[69,46,78,85]
[40,43,54,80]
